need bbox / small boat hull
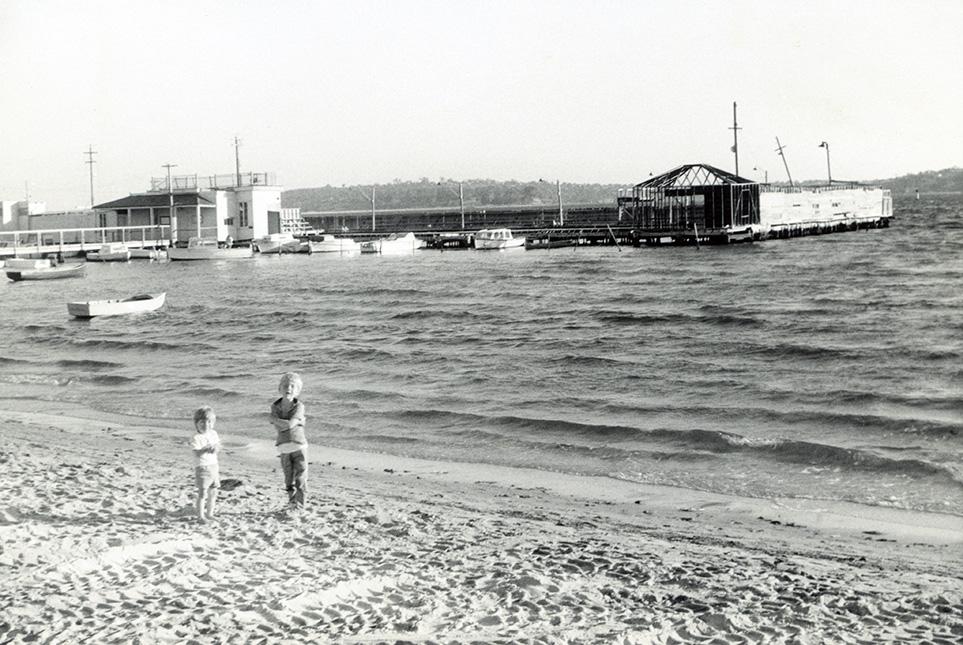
[67,292,166,318]
[86,242,131,262]
[6,263,86,281]
[309,235,361,254]
[360,232,424,255]
[168,244,253,261]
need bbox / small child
[270,372,307,510]
[190,405,221,523]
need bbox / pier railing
[0,225,171,257]
[149,172,276,192]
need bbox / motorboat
[86,242,131,262]
[474,228,526,250]
[254,232,309,254]
[168,238,253,261]
[67,292,166,318]
[308,234,361,254]
[359,232,424,255]
[129,248,166,260]
[6,262,86,281]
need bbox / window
[238,202,249,227]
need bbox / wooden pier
[0,225,170,259]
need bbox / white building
[94,171,288,244]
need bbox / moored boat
[524,236,576,250]
[308,234,361,254]
[474,228,526,250]
[254,232,309,254]
[86,242,131,262]
[129,248,166,260]
[6,263,85,282]
[67,292,166,318]
[168,238,253,261]
[359,232,424,255]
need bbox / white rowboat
[67,292,166,318]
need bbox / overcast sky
[2,0,960,210]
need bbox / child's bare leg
[195,488,207,522]
[206,488,218,519]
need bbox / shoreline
[2,404,961,641]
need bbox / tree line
[281,168,962,212]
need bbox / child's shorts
[195,464,220,490]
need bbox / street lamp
[818,141,832,185]
[437,181,465,230]
[753,166,768,183]
[539,178,563,226]
[354,185,376,232]
[163,163,177,243]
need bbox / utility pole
[819,141,832,185]
[355,186,376,232]
[729,102,741,176]
[163,163,177,243]
[234,136,242,187]
[84,145,97,207]
[438,181,466,230]
[775,137,794,187]
[539,178,564,225]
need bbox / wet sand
[1,404,961,643]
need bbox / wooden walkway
[0,225,170,258]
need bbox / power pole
[84,145,97,207]
[729,102,741,176]
[163,163,177,243]
[234,136,242,187]
[775,137,793,187]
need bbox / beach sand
[1,402,961,644]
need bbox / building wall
[759,187,890,233]
[0,201,16,230]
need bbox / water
[2,194,961,516]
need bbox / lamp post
[818,141,832,185]
[163,163,177,243]
[753,166,768,183]
[355,185,376,232]
[438,181,465,230]
[539,178,563,226]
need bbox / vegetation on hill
[282,178,625,212]
[876,168,963,194]
[282,168,963,211]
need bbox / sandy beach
[1,401,960,644]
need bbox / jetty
[0,225,169,259]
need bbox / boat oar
[606,225,622,252]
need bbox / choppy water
[2,194,961,515]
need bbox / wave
[0,356,34,366]
[55,359,125,369]
[84,374,137,386]
[68,338,218,353]
[380,408,962,486]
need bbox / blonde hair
[193,405,216,424]
[279,372,303,396]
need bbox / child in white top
[190,406,221,523]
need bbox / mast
[729,102,741,176]
[775,137,794,187]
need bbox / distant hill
[282,168,963,211]
[875,167,963,194]
[282,178,625,212]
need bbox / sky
[1,0,961,210]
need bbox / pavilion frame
[622,164,760,234]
